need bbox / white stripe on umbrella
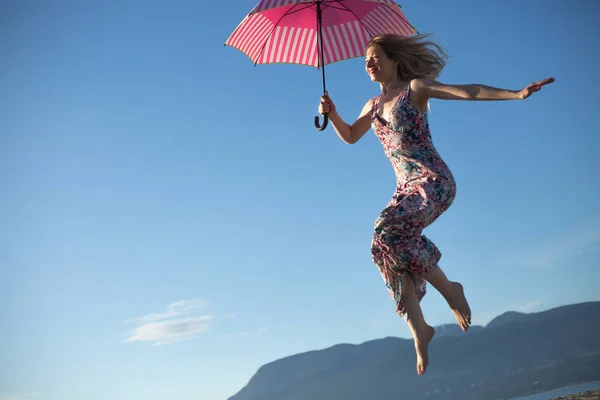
[246,17,273,61]
[375,5,411,35]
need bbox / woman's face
[365,45,396,83]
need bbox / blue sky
[1,0,599,399]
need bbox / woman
[318,33,554,376]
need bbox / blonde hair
[367,33,448,80]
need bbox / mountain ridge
[229,301,600,400]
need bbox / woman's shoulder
[410,78,435,92]
[359,96,377,117]
[409,79,434,111]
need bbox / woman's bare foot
[414,325,435,375]
[447,282,471,332]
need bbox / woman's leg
[421,267,472,331]
[403,273,435,375]
[371,177,459,373]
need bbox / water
[510,381,600,400]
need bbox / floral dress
[370,82,456,319]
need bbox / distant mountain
[485,311,528,329]
[228,302,600,400]
[434,323,484,337]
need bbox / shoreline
[510,381,600,400]
[551,388,600,400]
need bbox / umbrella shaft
[316,1,326,94]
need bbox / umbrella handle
[314,113,328,131]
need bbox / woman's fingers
[319,96,331,112]
[533,77,555,87]
[319,92,334,114]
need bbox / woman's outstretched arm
[411,77,555,106]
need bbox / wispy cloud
[126,315,214,346]
[515,297,545,313]
[256,326,269,336]
[367,317,389,333]
[223,326,270,340]
[125,298,216,346]
[0,393,40,400]
[223,331,249,339]
[515,214,599,268]
[131,298,209,323]
[473,297,546,326]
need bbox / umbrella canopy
[225,0,416,130]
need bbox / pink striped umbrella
[225,0,417,130]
